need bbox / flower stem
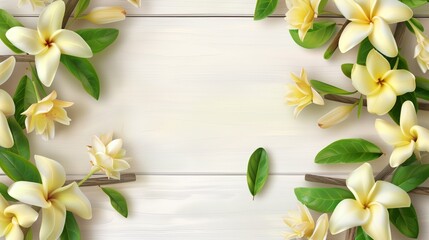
[68,173,137,187]
[78,168,99,186]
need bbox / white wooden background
[1,0,429,239]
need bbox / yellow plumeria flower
[285,0,321,41]
[286,69,324,117]
[0,57,16,148]
[330,163,410,240]
[351,49,415,115]
[318,104,355,129]
[284,202,329,240]
[0,195,38,240]
[6,0,93,87]
[22,91,73,140]
[413,28,429,73]
[128,0,141,8]
[88,133,130,179]
[8,156,92,240]
[375,101,429,167]
[333,0,412,57]
[83,7,127,25]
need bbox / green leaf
[406,18,424,34]
[357,38,374,65]
[253,0,278,20]
[0,9,24,53]
[294,187,353,213]
[310,80,355,95]
[0,183,15,201]
[341,63,353,78]
[290,21,336,49]
[13,75,38,128]
[31,65,47,97]
[4,117,30,160]
[315,138,382,164]
[74,0,91,18]
[247,147,269,198]
[76,28,119,54]
[416,77,429,100]
[357,95,364,118]
[102,187,128,217]
[60,55,100,100]
[0,150,41,183]
[355,227,373,240]
[388,92,418,125]
[392,164,429,192]
[400,0,428,8]
[318,0,329,13]
[389,205,419,238]
[60,212,81,240]
[24,228,33,240]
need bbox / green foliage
[400,0,428,8]
[0,183,15,201]
[294,187,354,213]
[406,18,424,33]
[74,0,91,18]
[253,0,278,20]
[24,228,33,240]
[357,95,364,118]
[247,148,269,198]
[388,92,418,125]
[315,139,382,164]
[415,77,429,101]
[356,38,374,65]
[102,187,129,218]
[389,205,419,238]
[4,117,30,160]
[310,80,355,95]
[0,9,23,53]
[341,63,353,78]
[13,76,39,128]
[76,28,119,54]
[0,150,41,183]
[392,164,429,192]
[60,212,81,240]
[355,227,373,240]
[290,21,336,49]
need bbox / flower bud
[318,105,355,129]
[83,7,126,25]
[128,0,141,8]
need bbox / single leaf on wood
[247,148,269,198]
[294,187,354,213]
[0,9,24,53]
[392,164,429,192]
[76,28,119,54]
[315,139,382,164]
[254,0,278,20]
[310,80,355,95]
[60,212,81,240]
[290,21,336,49]
[0,150,41,183]
[389,205,419,238]
[102,187,129,218]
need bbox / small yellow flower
[88,133,130,179]
[284,202,329,240]
[286,69,324,117]
[22,91,73,140]
[285,0,321,41]
[83,7,127,25]
[318,104,355,129]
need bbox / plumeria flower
[8,155,92,240]
[0,195,38,240]
[286,69,324,117]
[0,57,16,148]
[333,0,413,57]
[285,0,321,41]
[330,163,410,239]
[128,0,141,8]
[412,27,429,73]
[22,91,73,140]
[284,202,329,240]
[6,0,93,87]
[88,133,130,179]
[351,49,415,115]
[375,101,429,167]
[318,104,355,129]
[83,7,127,25]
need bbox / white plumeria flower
[88,133,130,179]
[285,0,321,41]
[284,202,329,240]
[0,195,38,240]
[8,156,92,240]
[413,28,429,73]
[6,0,93,87]
[286,69,324,117]
[318,104,355,129]
[128,0,141,8]
[330,163,410,240]
[83,7,127,25]
[333,0,413,57]
[375,101,429,167]
[351,49,415,115]
[0,57,16,148]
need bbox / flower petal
[346,163,374,204]
[375,119,409,146]
[368,17,397,57]
[339,22,372,53]
[366,85,397,115]
[373,0,413,24]
[0,89,15,116]
[390,141,415,167]
[51,182,92,220]
[35,155,66,196]
[384,70,416,95]
[40,201,66,240]
[329,199,370,234]
[309,213,329,240]
[113,159,130,172]
[368,181,411,208]
[333,0,368,22]
[411,126,429,152]
[52,30,93,58]
[37,0,65,40]
[0,196,7,212]
[35,44,61,87]
[317,105,354,129]
[5,223,23,240]
[0,57,15,85]
[107,139,123,156]
[0,113,13,149]
[8,182,49,208]
[351,64,378,95]
[400,101,418,135]
[311,88,324,106]
[362,203,391,240]
[5,27,45,55]
[366,49,391,81]
[4,204,38,228]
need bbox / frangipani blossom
[333,0,413,57]
[286,69,324,117]
[88,133,130,179]
[6,0,93,87]
[128,0,141,8]
[0,195,38,240]
[285,0,321,40]
[284,202,329,240]
[330,163,410,240]
[8,156,92,240]
[351,49,415,115]
[318,104,355,129]
[0,57,16,148]
[413,27,429,73]
[22,91,73,140]
[375,101,429,167]
[83,7,127,25]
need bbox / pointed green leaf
[247,147,269,198]
[355,227,373,240]
[74,0,91,18]
[400,0,427,8]
[24,228,33,240]
[76,28,119,54]
[60,212,81,240]
[341,63,353,78]
[253,0,278,20]
[357,38,374,65]
[3,117,30,160]
[0,183,16,201]
[392,164,429,192]
[290,21,336,49]
[13,75,38,128]
[0,150,41,183]
[294,187,353,213]
[310,80,355,95]
[406,18,424,33]
[357,95,364,118]
[315,138,382,164]
[0,9,24,53]
[389,205,419,238]
[31,65,47,97]
[388,92,418,125]
[102,187,128,218]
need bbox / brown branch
[324,20,350,59]
[345,227,356,240]
[65,173,137,187]
[0,55,34,62]
[63,0,79,28]
[394,22,407,48]
[375,165,395,181]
